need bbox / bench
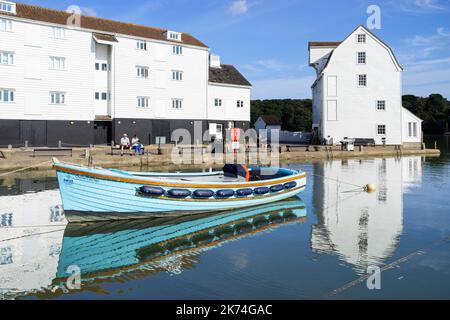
[285,145,311,152]
[110,144,146,155]
[33,148,73,157]
[354,138,376,146]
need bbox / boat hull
[55,163,306,215]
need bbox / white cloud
[388,0,449,13]
[414,0,445,10]
[228,0,249,15]
[81,7,97,17]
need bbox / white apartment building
[309,26,422,147]
[0,2,251,146]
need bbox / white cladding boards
[327,75,337,97]
[327,100,337,121]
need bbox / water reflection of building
[0,193,306,299]
[311,157,423,273]
[0,189,66,299]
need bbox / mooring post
[24,140,28,148]
[8,144,12,150]
[58,140,62,148]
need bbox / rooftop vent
[210,54,221,68]
[0,1,16,14]
[166,31,182,42]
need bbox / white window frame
[136,66,149,78]
[0,88,14,103]
[376,100,386,111]
[0,1,15,14]
[50,92,65,105]
[357,51,366,64]
[173,45,183,55]
[377,124,386,136]
[49,56,66,71]
[172,70,183,81]
[236,100,244,108]
[168,31,181,41]
[136,40,147,51]
[172,98,183,109]
[358,74,367,87]
[137,96,149,108]
[214,98,222,107]
[51,27,66,39]
[413,122,418,137]
[357,34,366,43]
[0,51,14,65]
[0,18,12,32]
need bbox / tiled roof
[209,65,252,87]
[260,115,281,126]
[308,41,342,48]
[3,3,208,48]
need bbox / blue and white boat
[53,158,306,219]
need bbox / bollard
[25,140,28,148]
[434,141,437,150]
[8,144,12,150]
[359,145,364,152]
[58,140,62,148]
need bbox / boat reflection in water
[0,189,306,299]
[310,156,423,274]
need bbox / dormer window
[137,40,147,51]
[0,1,16,14]
[167,31,181,42]
[357,34,366,43]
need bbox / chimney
[210,54,221,68]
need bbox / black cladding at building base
[0,119,251,147]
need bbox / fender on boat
[139,186,165,196]
[216,189,235,198]
[193,190,215,198]
[284,181,297,189]
[254,187,270,195]
[270,184,284,193]
[236,188,253,197]
[167,189,192,198]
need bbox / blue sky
[20,0,450,99]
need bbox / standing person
[120,134,131,156]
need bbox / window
[136,66,149,78]
[413,122,417,137]
[136,40,147,51]
[214,98,222,107]
[95,92,100,100]
[51,27,66,39]
[358,74,367,87]
[0,51,13,65]
[377,125,386,135]
[357,52,366,64]
[357,34,366,43]
[0,247,12,265]
[173,45,183,55]
[102,63,108,71]
[0,1,14,13]
[0,213,12,227]
[172,70,183,81]
[50,92,65,105]
[172,98,183,109]
[95,63,100,70]
[168,31,181,41]
[101,92,108,100]
[0,88,14,102]
[237,100,244,108]
[49,56,66,70]
[377,100,386,111]
[408,122,418,137]
[0,18,12,32]
[137,96,149,108]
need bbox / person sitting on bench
[131,135,143,155]
[120,134,131,156]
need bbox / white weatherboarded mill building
[309,26,422,147]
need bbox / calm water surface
[0,136,449,300]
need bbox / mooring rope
[323,234,450,298]
[0,228,67,243]
[0,160,51,177]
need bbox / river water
[0,136,449,300]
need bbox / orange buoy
[365,184,377,193]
